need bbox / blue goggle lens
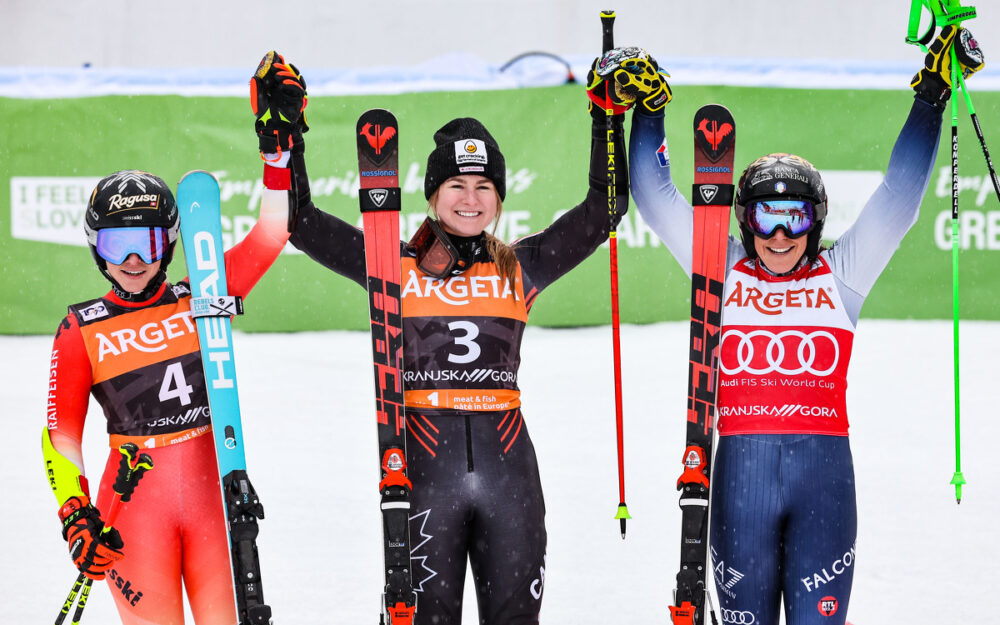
[96,227,168,265]
[747,200,816,238]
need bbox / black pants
[406,408,547,625]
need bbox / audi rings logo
[721,609,756,624]
[720,329,840,376]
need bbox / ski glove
[251,51,309,156]
[587,46,672,115]
[911,26,985,106]
[59,495,124,581]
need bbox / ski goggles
[95,227,169,265]
[746,200,817,238]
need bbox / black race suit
[289,111,625,624]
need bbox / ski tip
[620,517,627,539]
[177,169,217,185]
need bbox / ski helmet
[734,153,828,262]
[84,170,179,300]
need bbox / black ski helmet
[734,153,828,262]
[84,170,179,300]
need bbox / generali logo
[725,280,836,316]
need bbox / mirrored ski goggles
[95,227,169,265]
[746,200,817,238]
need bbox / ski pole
[55,443,154,625]
[947,46,966,504]
[599,8,632,540]
[904,0,981,504]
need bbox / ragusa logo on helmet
[106,193,160,212]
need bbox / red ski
[670,104,736,625]
[356,108,415,625]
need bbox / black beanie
[424,117,506,200]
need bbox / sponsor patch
[79,301,110,321]
[656,139,669,167]
[454,139,488,165]
[818,596,838,617]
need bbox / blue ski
[177,170,272,625]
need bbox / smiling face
[433,175,499,237]
[105,254,162,294]
[753,229,807,275]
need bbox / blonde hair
[428,189,519,291]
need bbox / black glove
[586,46,672,115]
[251,51,309,155]
[911,26,985,105]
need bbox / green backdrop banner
[3,85,999,334]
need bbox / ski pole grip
[601,10,615,53]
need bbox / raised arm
[828,26,984,297]
[516,46,673,294]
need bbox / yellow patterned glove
[911,26,985,105]
[587,47,672,115]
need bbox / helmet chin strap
[102,267,167,302]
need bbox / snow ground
[5,320,998,624]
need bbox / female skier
[614,26,983,625]
[42,52,306,624]
[286,79,651,621]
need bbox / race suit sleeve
[515,110,628,297]
[825,97,944,298]
[223,179,293,298]
[286,149,368,287]
[45,314,94,484]
[627,109,698,277]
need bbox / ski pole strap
[906,0,978,48]
[190,295,244,318]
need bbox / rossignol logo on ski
[695,109,734,163]
[699,184,719,204]
[368,189,389,208]
[358,112,398,165]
